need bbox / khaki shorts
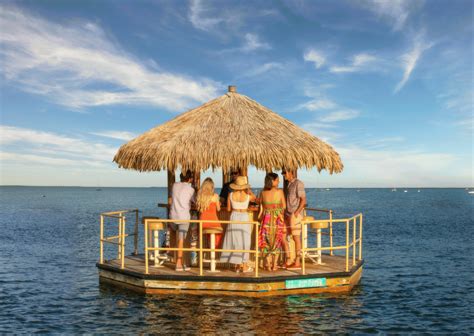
[285,212,303,236]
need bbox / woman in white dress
[220,176,256,272]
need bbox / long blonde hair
[196,178,215,212]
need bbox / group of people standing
[168,170,306,272]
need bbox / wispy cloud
[188,0,278,35]
[90,131,137,141]
[0,125,116,165]
[329,53,378,73]
[298,98,337,111]
[188,0,226,31]
[304,49,326,69]
[242,33,271,52]
[394,37,433,93]
[0,6,220,111]
[319,109,360,122]
[240,62,284,78]
[358,0,424,31]
[300,122,340,143]
[297,85,360,122]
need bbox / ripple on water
[0,187,473,333]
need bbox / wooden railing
[143,219,261,277]
[99,209,139,269]
[301,213,363,274]
[99,209,363,276]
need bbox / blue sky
[0,0,472,187]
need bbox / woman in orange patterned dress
[197,178,222,247]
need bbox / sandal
[242,267,254,273]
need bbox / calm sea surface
[0,187,473,334]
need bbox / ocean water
[0,186,473,334]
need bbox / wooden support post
[117,216,122,260]
[209,233,217,272]
[317,228,322,265]
[238,166,248,177]
[144,220,149,275]
[352,216,356,266]
[121,216,126,269]
[329,210,334,256]
[133,210,138,255]
[359,214,363,260]
[345,219,349,272]
[167,170,175,215]
[255,221,259,278]
[100,215,104,264]
[199,222,203,276]
[302,222,306,275]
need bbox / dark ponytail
[264,172,278,190]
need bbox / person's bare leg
[169,229,176,262]
[281,238,292,267]
[176,236,184,268]
[272,254,279,271]
[293,235,301,266]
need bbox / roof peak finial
[228,85,237,93]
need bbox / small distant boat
[417,190,421,192]
[325,188,331,191]
[469,191,474,194]
[404,190,408,193]
[96,188,102,191]
[391,188,397,192]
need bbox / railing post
[100,215,104,264]
[117,216,122,260]
[199,221,203,276]
[302,222,306,275]
[329,210,334,256]
[255,221,259,278]
[345,219,349,272]
[359,214,363,260]
[144,220,149,275]
[121,216,126,269]
[352,216,356,266]
[133,210,139,255]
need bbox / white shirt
[169,182,195,220]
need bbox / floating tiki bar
[97,86,364,296]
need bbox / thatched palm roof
[113,86,343,174]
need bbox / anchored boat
[97,86,364,296]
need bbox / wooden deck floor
[102,254,360,280]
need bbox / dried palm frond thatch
[113,86,343,174]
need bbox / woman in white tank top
[220,176,256,272]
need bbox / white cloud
[0,125,117,164]
[300,122,340,143]
[329,53,378,73]
[304,49,326,69]
[90,131,137,141]
[359,0,424,31]
[0,151,105,167]
[241,62,284,77]
[319,109,360,122]
[298,98,337,111]
[188,0,278,35]
[0,6,220,111]
[188,0,225,31]
[394,38,433,93]
[242,33,271,52]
